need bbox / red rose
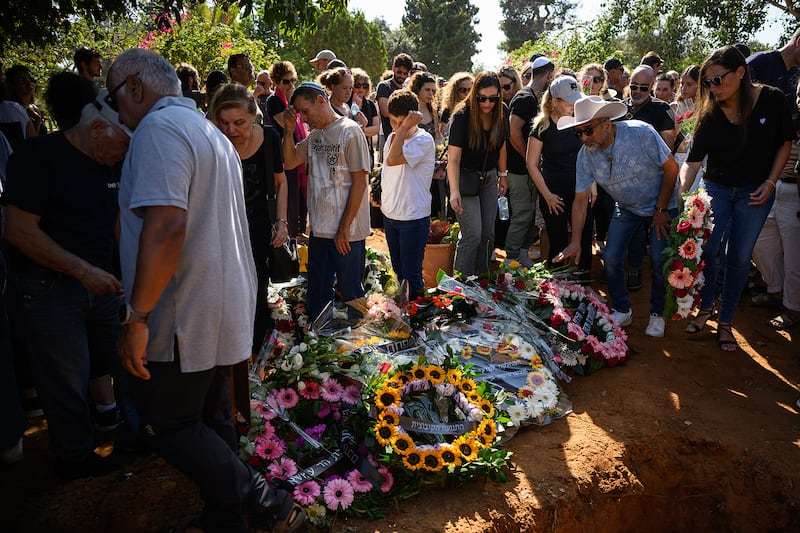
[677,220,692,234]
[580,343,592,354]
[670,260,684,271]
[514,280,526,289]
[675,288,689,298]
[591,352,604,361]
[492,293,502,301]
[247,456,261,467]
[478,279,489,289]
[379,362,391,374]
[551,314,563,328]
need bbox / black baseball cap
[604,57,623,71]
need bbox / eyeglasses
[501,83,513,91]
[457,86,470,94]
[574,121,605,138]
[476,95,500,103]
[592,76,605,84]
[702,70,733,88]
[353,82,369,89]
[280,78,297,85]
[629,83,650,92]
[104,72,139,112]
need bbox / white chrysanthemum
[507,402,530,425]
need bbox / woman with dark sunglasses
[498,65,522,105]
[349,68,379,164]
[438,72,473,137]
[679,45,793,351]
[447,71,508,276]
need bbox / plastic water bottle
[498,195,509,221]
[351,103,360,117]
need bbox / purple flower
[341,384,361,405]
[323,477,355,510]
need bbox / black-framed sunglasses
[702,70,733,88]
[457,86,470,94]
[476,95,500,103]
[628,83,650,93]
[592,76,605,84]
[353,82,369,89]
[104,72,139,112]
[280,78,298,85]
[501,83,513,91]
[574,122,604,137]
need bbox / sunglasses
[280,78,297,85]
[702,70,733,88]
[104,72,139,112]
[458,86,471,94]
[353,82,369,89]
[501,83,513,91]
[574,121,605,138]
[476,95,501,103]
[629,83,650,92]
[592,76,605,84]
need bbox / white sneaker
[645,313,665,337]
[610,308,633,327]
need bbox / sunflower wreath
[371,361,510,479]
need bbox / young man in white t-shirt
[380,91,436,297]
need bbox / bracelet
[275,219,288,226]
[764,180,776,188]
[654,206,668,213]
[498,171,508,177]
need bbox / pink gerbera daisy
[293,480,321,506]
[678,240,697,260]
[378,467,394,493]
[668,267,694,289]
[254,436,285,460]
[298,381,320,400]
[320,378,343,402]
[341,384,361,405]
[323,477,355,510]
[276,387,299,410]
[267,456,298,480]
[346,469,374,493]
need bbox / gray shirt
[119,96,257,372]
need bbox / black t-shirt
[376,78,403,137]
[624,97,674,132]
[748,50,800,133]
[266,94,288,138]
[531,118,583,196]
[241,125,285,263]
[2,132,119,273]
[688,86,794,187]
[508,86,539,174]
[449,105,508,170]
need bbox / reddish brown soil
[2,231,798,532]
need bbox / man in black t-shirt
[376,53,413,146]
[506,55,554,266]
[3,75,132,480]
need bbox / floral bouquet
[370,357,513,482]
[663,188,714,319]
[676,109,695,137]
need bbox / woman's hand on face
[749,181,775,206]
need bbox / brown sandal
[686,307,716,334]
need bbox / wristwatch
[119,303,151,325]
[654,206,668,213]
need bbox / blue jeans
[604,205,677,315]
[700,181,775,324]
[7,268,122,462]
[455,171,498,276]
[307,235,366,321]
[384,216,429,297]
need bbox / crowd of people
[0,28,799,532]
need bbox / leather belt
[781,177,797,184]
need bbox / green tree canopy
[499,0,576,53]
[403,0,480,76]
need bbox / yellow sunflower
[387,330,410,340]
[476,398,495,418]
[374,387,401,409]
[374,420,396,446]
[394,372,411,385]
[439,445,462,467]
[446,369,462,386]
[402,451,423,471]
[459,378,477,394]
[425,365,445,384]
[453,435,480,461]
[391,433,415,455]
[379,411,399,426]
[410,365,427,380]
[420,449,445,472]
[477,420,497,445]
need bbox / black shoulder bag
[262,133,299,283]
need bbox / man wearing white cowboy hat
[554,95,679,338]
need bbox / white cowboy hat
[556,95,627,130]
